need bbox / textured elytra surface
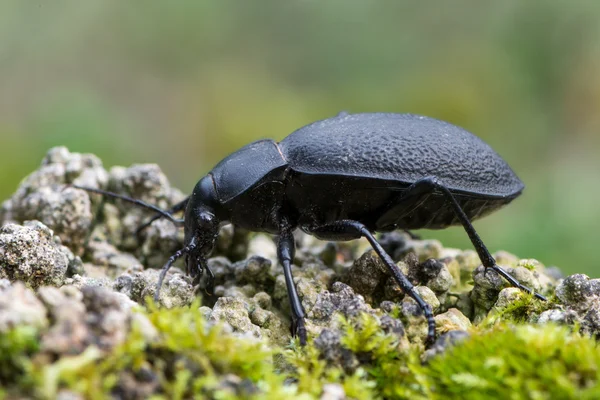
[279,113,524,197]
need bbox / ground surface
[0,147,599,399]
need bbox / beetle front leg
[277,223,307,345]
[309,220,436,346]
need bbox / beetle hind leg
[309,220,436,346]
[405,177,547,301]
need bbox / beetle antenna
[154,237,198,302]
[72,185,184,226]
[136,196,190,234]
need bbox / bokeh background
[0,1,598,276]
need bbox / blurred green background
[0,1,598,276]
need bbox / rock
[556,274,600,309]
[320,384,346,400]
[38,285,150,355]
[494,287,525,309]
[0,282,48,332]
[210,297,261,339]
[470,265,506,321]
[0,147,108,254]
[434,308,471,334]
[207,256,235,286]
[138,218,184,270]
[538,309,576,325]
[422,330,470,362]
[129,269,194,308]
[343,250,388,302]
[398,286,440,344]
[247,234,278,266]
[64,274,112,289]
[308,282,375,324]
[234,256,272,286]
[0,221,71,288]
[314,329,359,373]
[11,186,93,254]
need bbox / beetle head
[183,175,222,280]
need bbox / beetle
[77,112,546,346]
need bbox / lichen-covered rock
[0,147,108,254]
[422,330,470,362]
[137,218,184,270]
[234,255,272,285]
[434,308,471,334]
[556,274,600,309]
[470,265,507,322]
[37,285,150,355]
[0,282,48,332]
[308,282,375,326]
[343,250,388,303]
[314,329,359,373]
[538,309,576,325]
[397,285,440,344]
[64,274,112,289]
[210,297,262,339]
[128,269,194,308]
[10,186,93,254]
[86,240,144,277]
[0,221,71,288]
[494,287,525,309]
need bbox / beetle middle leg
[398,177,547,301]
[308,220,436,346]
[277,221,307,345]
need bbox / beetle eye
[199,211,215,226]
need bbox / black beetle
[77,112,545,346]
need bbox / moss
[417,324,600,399]
[0,325,40,395]
[3,299,599,399]
[487,291,557,325]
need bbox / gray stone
[211,297,261,339]
[0,282,48,332]
[422,330,470,362]
[343,249,388,302]
[434,308,471,334]
[0,221,70,288]
[130,269,194,308]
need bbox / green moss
[4,300,599,399]
[0,325,40,394]
[32,300,289,399]
[487,292,557,325]
[418,324,600,399]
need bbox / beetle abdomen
[279,113,524,198]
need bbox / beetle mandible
[78,112,546,346]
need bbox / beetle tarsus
[489,265,547,301]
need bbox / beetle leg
[277,222,307,345]
[205,264,215,295]
[409,177,547,301]
[309,220,436,346]
[155,236,198,303]
[136,196,190,234]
